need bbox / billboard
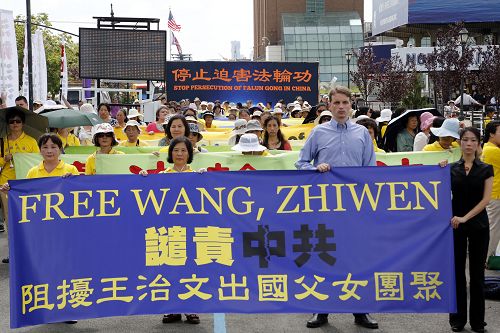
[79,28,166,80]
[165,61,319,104]
[372,0,408,36]
[373,0,500,35]
[391,45,492,72]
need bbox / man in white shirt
[454,90,482,111]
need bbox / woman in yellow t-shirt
[139,135,201,325]
[0,109,39,184]
[423,118,460,152]
[57,128,80,148]
[119,120,148,147]
[0,109,38,256]
[0,133,78,264]
[85,123,124,175]
[113,109,128,142]
[26,134,79,178]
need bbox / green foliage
[402,73,432,109]
[14,13,79,98]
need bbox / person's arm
[294,129,318,171]
[0,92,7,108]
[61,95,72,109]
[413,133,427,151]
[451,176,493,228]
[470,96,482,106]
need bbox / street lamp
[458,27,469,118]
[345,50,353,89]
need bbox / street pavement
[1,231,499,333]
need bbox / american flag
[171,31,182,54]
[168,10,181,31]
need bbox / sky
[2,0,373,60]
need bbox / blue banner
[373,0,500,35]
[9,166,455,328]
[165,61,319,104]
[408,0,500,25]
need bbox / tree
[402,73,432,109]
[475,45,500,109]
[425,23,474,104]
[350,46,378,101]
[14,13,79,99]
[375,54,416,108]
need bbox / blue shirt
[295,119,376,170]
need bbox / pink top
[146,122,164,133]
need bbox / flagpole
[167,7,171,61]
[59,41,64,102]
[26,0,33,110]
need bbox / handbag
[486,255,500,270]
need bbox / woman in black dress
[441,127,493,333]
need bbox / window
[306,26,317,34]
[340,26,351,34]
[308,34,319,42]
[308,50,319,57]
[328,26,340,33]
[330,34,341,41]
[307,41,319,49]
[317,26,328,33]
[330,41,342,49]
[295,26,306,34]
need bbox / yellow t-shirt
[484,117,492,129]
[85,149,125,175]
[119,140,149,147]
[373,139,385,153]
[422,141,459,152]
[160,166,193,173]
[198,118,217,129]
[482,142,500,199]
[0,132,39,183]
[242,150,269,156]
[159,146,169,153]
[114,127,127,142]
[26,160,79,179]
[381,124,388,138]
[58,133,80,147]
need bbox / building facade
[254,0,364,85]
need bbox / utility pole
[26,0,33,111]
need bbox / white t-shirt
[413,132,429,151]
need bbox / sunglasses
[96,133,114,138]
[9,119,22,124]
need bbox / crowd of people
[0,88,499,332]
